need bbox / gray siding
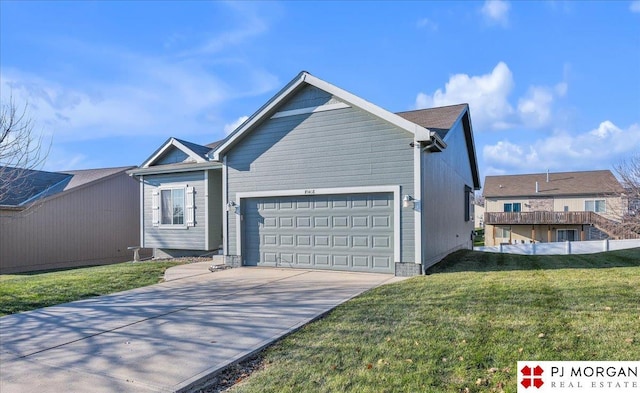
[207,169,223,250]
[226,104,415,262]
[278,85,341,112]
[142,172,207,250]
[421,120,475,268]
[0,172,142,273]
[156,146,190,165]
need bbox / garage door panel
[243,193,394,273]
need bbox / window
[557,229,578,242]
[464,186,472,222]
[161,189,185,225]
[504,203,521,212]
[585,199,606,213]
[497,226,511,238]
[152,186,195,227]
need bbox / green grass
[473,228,485,246]
[230,249,640,393]
[0,261,183,316]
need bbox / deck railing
[484,211,602,225]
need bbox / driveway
[0,266,402,393]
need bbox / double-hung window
[161,188,185,225]
[152,186,195,227]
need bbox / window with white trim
[585,199,606,213]
[152,186,195,227]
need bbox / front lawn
[0,261,183,316]
[228,249,640,393]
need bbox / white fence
[474,239,640,255]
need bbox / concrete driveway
[0,265,402,393]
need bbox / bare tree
[0,96,49,205]
[614,152,640,237]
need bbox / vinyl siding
[155,146,190,165]
[225,104,415,263]
[421,120,475,268]
[0,172,141,273]
[278,85,341,112]
[142,172,207,250]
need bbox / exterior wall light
[227,201,237,212]
[403,194,414,208]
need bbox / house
[474,202,485,228]
[482,170,629,246]
[0,166,145,273]
[130,71,481,276]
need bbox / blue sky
[1,1,639,182]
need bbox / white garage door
[243,193,394,273]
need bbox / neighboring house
[474,203,485,228]
[130,71,481,276]
[483,170,629,246]
[0,166,144,273]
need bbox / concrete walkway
[1,266,403,393]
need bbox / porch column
[547,226,552,243]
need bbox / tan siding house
[0,167,143,273]
[483,170,631,246]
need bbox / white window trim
[235,185,401,263]
[157,184,193,229]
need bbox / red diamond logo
[521,364,544,389]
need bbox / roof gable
[141,137,211,168]
[483,170,623,198]
[212,71,444,161]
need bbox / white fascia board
[142,138,207,168]
[235,185,401,263]
[128,162,222,176]
[303,73,430,138]
[212,74,308,161]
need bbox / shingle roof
[396,104,468,139]
[0,166,133,206]
[173,138,212,161]
[0,167,71,206]
[205,140,224,150]
[61,166,134,190]
[483,170,623,198]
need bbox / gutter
[127,162,222,177]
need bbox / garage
[242,193,395,273]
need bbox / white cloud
[517,86,554,128]
[415,62,515,130]
[482,121,640,174]
[630,1,640,13]
[481,0,511,27]
[224,115,249,135]
[417,17,438,31]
